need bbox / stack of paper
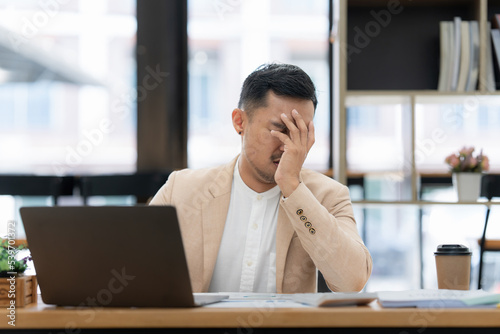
[378,289,500,308]
[201,290,500,309]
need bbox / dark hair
[237,63,317,118]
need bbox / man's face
[237,91,315,193]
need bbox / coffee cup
[434,244,472,290]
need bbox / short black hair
[237,63,317,119]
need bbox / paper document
[203,292,377,308]
[292,292,377,307]
[378,289,500,308]
[202,292,308,308]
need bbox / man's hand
[271,109,315,197]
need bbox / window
[0,0,137,175]
[187,0,330,171]
[346,95,412,201]
[415,95,500,174]
[0,0,137,238]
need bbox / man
[150,63,372,293]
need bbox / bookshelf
[333,0,500,198]
[332,1,500,290]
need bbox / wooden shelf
[346,90,500,96]
[348,0,478,7]
[352,200,499,206]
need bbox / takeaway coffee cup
[434,244,472,290]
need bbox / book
[437,21,451,91]
[486,23,496,92]
[450,16,462,91]
[465,21,479,91]
[446,20,455,90]
[378,289,500,308]
[456,21,470,92]
[491,28,500,90]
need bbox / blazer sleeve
[280,180,372,292]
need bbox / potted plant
[444,146,490,202]
[0,239,30,277]
[0,238,37,307]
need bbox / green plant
[0,238,31,277]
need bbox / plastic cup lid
[434,244,472,256]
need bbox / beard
[254,166,276,184]
[247,153,281,185]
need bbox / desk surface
[2,300,500,330]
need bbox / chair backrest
[480,174,500,201]
[0,175,74,205]
[477,174,500,289]
[79,171,170,205]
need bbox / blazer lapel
[196,155,297,292]
[200,158,235,291]
[275,205,296,293]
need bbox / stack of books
[438,15,500,92]
[437,17,479,92]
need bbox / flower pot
[452,173,482,202]
[0,274,38,307]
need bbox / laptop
[20,205,228,308]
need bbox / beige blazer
[150,156,372,293]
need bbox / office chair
[0,175,74,205]
[477,174,500,289]
[79,171,171,205]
